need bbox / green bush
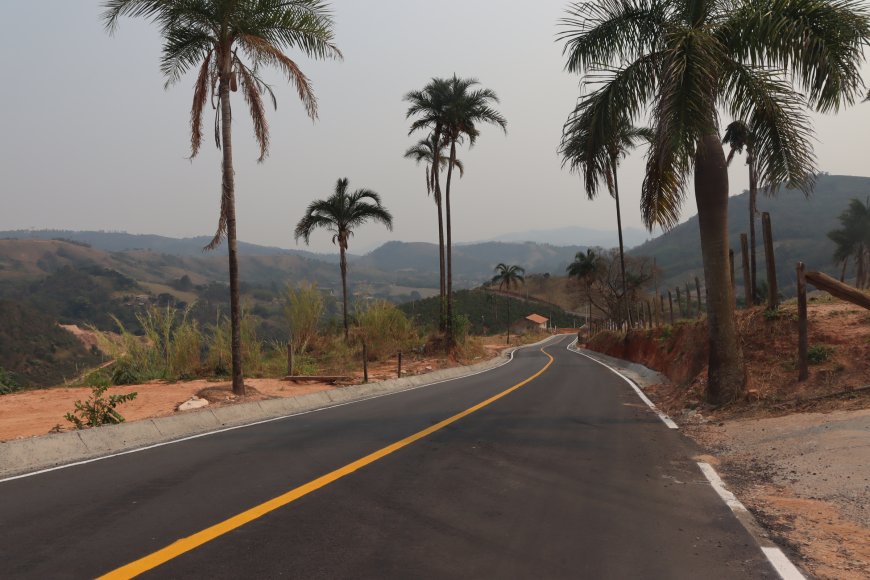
[64,385,138,429]
[0,367,21,395]
[807,344,835,365]
[356,301,418,361]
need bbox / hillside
[629,174,867,295]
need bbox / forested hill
[629,174,868,295]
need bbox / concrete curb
[0,337,558,479]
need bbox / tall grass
[205,307,262,376]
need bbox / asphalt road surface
[0,335,778,579]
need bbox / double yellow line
[100,346,556,579]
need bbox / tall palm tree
[559,0,868,404]
[492,263,525,344]
[295,178,393,339]
[403,133,464,326]
[723,120,759,304]
[103,0,340,396]
[828,197,870,289]
[441,75,507,341]
[566,249,603,326]
[405,79,451,332]
[560,115,652,320]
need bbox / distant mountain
[484,226,650,249]
[354,240,588,286]
[0,229,341,264]
[629,173,868,295]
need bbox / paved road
[0,336,777,579]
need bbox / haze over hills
[629,173,866,295]
[481,225,650,249]
[2,174,862,300]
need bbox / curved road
[0,335,777,579]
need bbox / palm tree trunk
[695,134,746,404]
[748,154,759,305]
[611,157,629,323]
[432,167,447,332]
[444,139,457,343]
[340,242,349,340]
[220,62,245,397]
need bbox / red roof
[525,314,548,324]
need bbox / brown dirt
[0,339,515,442]
[584,297,870,578]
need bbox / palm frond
[237,33,317,119]
[721,60,816,194]
[721,0,870,112]
[236,58,270,161]
[189,49,214,159]
[558,0,668,73]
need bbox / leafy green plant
[64,385,138,429]
[0,367,21,395]
[763,309,780,321]
[807,344,835,365]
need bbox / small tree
[65,385,138,429]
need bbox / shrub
[0,367,21,395]
[283,282,324,355]
[355,301,418,361]
[64,385,138,429]
[807,344,835,365]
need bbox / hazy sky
[3,1,870,254]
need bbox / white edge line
[1,335,564,484]
[761,547,806,580]
[698,462,805,580]
[566,339,678,429]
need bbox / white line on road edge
[1,336,564,484]
[698,462,805,580]
[566,340,678,429]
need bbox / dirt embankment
[585,299,870,579]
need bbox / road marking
[97,347,556,579]
[0,336,562,485]
[566,340,678,429]
[698,462,805,580]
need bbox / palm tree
[405,79,451,332]
[440,76,507,341]
[492,263,525,344]
[559,0,868,404]
[828,197,870,289]
[560,115,652,321]
[566,249,603,326]
[103,0,340,396]
[723,120,759,304]
[403,133,464,327]
[295,178,393,339]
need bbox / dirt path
[687,408,870,579]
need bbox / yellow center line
[99,346,556,579]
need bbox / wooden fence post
[668,290,674,325]
[763,212,778,310]
[695,276,702,318]
[659,294,665,326]
[685,282,692,318]
[646,301,653,329]
[398,351,403,378]
[740,234,752,308]
[362,341,369,383]
[797,262,808,381]
[729,249,736,306]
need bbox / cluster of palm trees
[829,197,870,289]
[558,0,870,404]
[403,76,507,344]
